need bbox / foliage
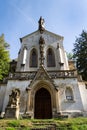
[67,52,73,60]
[0,118,87,130]
[73,30,87,80]
[6,127,16,130]
[0,34,10,81]
[8,120,20,127]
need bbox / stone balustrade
[48,70,77,78]
[8,70,77,80]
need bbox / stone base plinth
[5,107,19,119]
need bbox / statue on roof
[38,16,45,33]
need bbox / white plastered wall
[54,78,84,113]
[78,82,87,114]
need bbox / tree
[0,34,10,81]
[73,30,87,81]
[67,52,73,60]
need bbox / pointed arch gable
[30,48,38,67]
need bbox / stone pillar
[26,88,31,113]
[22,48,27,65]
[56,89,61,113]
[26,88,34,118]
[52,90,57,118]
[57,44,64,70]
[52,88,61,118]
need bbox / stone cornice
[7,69,77,80]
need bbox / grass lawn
[0,117,87,130]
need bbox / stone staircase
[53,112,68,119]
[31,123,56,130]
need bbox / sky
[0,0,87,59]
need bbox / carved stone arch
[29,80,57,118]
[33,81,55,94]
[29,48,38,67]
[46,47,56,67]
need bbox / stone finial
[38,16,45,33]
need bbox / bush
[8,120,20,127]
[78,124,87,130]
[6,127,16,130]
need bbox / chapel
[0,17,87,119]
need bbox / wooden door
[34,88,52,119]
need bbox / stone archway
[34,88,52,119]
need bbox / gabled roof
[20,29,64,43]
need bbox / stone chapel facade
[0,17,87,119]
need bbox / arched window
[30,48,38,67]
[65,87,73,100]
[47,48,55,67]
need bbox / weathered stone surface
[5,89,20,119]
[0,18,86,119]
[5,107,19,119]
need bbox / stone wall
[0,84,7,113]
[54,78,84,115]
[16,30,68,72]
[1,80,30,115]
[78,82,87,115]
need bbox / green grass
[0,117,87,130]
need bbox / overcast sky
[0,0,87,59]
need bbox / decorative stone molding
[7,89,20,107]
[39,36,45,66]
[8,69,77,81]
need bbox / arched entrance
[34,88,52,119]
